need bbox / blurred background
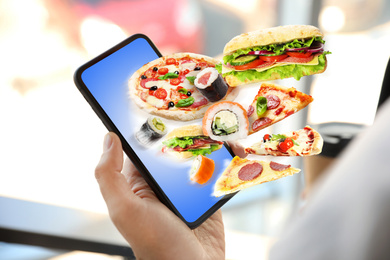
[1,0,390,259]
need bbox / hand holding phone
[74,34,236,228]
[95,132,226,259]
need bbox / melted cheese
[146,96,165,108]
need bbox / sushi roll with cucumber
[135,116,167,146]
[202,101,249,142]
[194,67,228,102]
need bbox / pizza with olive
[247,83,313,134]
[213,156,301,197]
[245,126,323,156]
[128,53,239,121]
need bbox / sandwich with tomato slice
[161,125,223,159]
[221,25,331,86]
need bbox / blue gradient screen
[80,37,233,224]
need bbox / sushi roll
[194,67,228,102]
[202,101,249,142]
[135,116,167,146]
[189,155,215,185]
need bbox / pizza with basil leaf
[247,83,313,134]
[128,53,239,121]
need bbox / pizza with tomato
[245,126,323,156]
[247,83,313,134]
[129,53,239,121]
[213,156,300,197]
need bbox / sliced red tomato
[286,52,313,58]
[277,138,294,153]
[154,88,167,99]
[233,58,265,70]
[259,54,288,62]
[144,68,156,78]
[158,67,168,75]
[170,78,180,86]
[166,58,176,65]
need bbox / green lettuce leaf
[163,137,196,149]
[189,145,220,156]
[223,36,324,65]
[223,52,330,82]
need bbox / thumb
[95,132,134,209]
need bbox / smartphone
[74,34,235,229]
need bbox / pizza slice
[247,83,313,134]
[245,126,323,156]
[213,156,300,197]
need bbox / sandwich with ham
[162,125,223,159]
[221,25,331,86]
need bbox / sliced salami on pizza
[245,126,323,156]
[247,83,313,134]
[213,156,300,197]
[128,53,239,121]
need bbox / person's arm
[95,132,225,260]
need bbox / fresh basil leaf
[186,76,196,84]
[158,72,179,80]
[271,134,287,141]
[215,63,222,74]
[175,96,195,107]
[256,97,267,117]
[291,139,300,146]
[178,88,188,94]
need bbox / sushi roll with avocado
[202,101,249,142]
[136,116,167,146]
[194,67,228,102]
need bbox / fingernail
[103,133,113,152]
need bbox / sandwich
[161,125,223,159]
[221,25,331,86]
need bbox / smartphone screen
[74,34,235,228]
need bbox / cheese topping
[146,96,165,108]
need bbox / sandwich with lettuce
[221,25,331,86]
[162,125,223,159]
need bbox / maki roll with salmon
[194,67,228,102]
[189,155,215,185]
[135,116,167,146]
[203,101,249,142]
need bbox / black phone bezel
[73,33,236,229]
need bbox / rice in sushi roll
[202,101,249,142]
[135,116,167,146]
[194,67,228,102]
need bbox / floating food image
[135,116,167,146]
[194,67,228,102]
[202,101,249,142]
[213,156,301,197]
[247,83,313,134]
[189,155,215,185]
[245,126,323,156]
[128,53,239,121]
[221,25,331,86]
[161,125,223,159]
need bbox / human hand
[95,132,225,260]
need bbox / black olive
[174,71,180,75]
[141,75,147,79]
[194,66,201,71]
[187,91,192,96]
[153,67,158,71]
[168,101,175,108]
[150,86,158,91]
